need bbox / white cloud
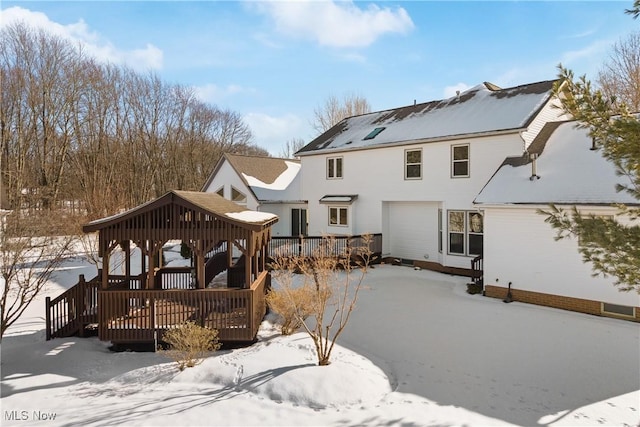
[195,84,257,104]
[0,6,163,71]
[443,82,472,98]
[561,39,611,66]
[251,1,414,48]
[244,112,311,155]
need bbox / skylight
[363,127,386,140]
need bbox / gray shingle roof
[297,80,558,155]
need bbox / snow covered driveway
[340,264,640,426]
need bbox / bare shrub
[160,321,221,371]
[270,235,372,366]
[266,285,315,335]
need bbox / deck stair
[46,274,100,340]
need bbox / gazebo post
[245,232,254,289]
[140,243,147,289]
[101,250,110,290]
[147,241,156,290]
[196,239,205,289]
[122,240,131,285]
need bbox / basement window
[601,303,636,318]
[363,127,386,140]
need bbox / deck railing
[97,270,269,344]
[45,275,100,340]
[156,267,195,290]
[269,233,383,259]
[471,255,483,286]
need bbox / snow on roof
[298,80,557,154]
[243,161,300,191]
[208,154,303,203]
[474,121,639,206]
[319,195,359,203]
[225,210,278,223]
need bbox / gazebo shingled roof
[82,190,278,291]
[83,190,278,234]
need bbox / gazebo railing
[98,270,269,343]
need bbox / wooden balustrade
[46,275,100,340]
[269,233,383,259]
[97,270,269,344]
[156,267,195,290]
[471,255,484,286]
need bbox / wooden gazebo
[48,190,278,345]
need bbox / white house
[295,79,568,273]
[201,153,306,237]
[474,120,640,320]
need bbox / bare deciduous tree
[312,93,371,135]
[597,31,640,111]
[1,22,267,225]
[269,235,372,366]
[278,137,306,159]
[0,214,74,341]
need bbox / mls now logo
[4,410,57,421]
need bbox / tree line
[0,22,268,222]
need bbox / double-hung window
[452,144,469,177]
[328,206,348,226]
[448,210,483,256]
[327,157,343,179]
[405,149,422,179]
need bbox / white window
[601,303,636,318]
[448,210,483,256]
[215,186,224,197]
[231,186,246,205]
[405,149,422,179]
[329,206,348,226]
[327,157,343,179]
[452,144,469,177]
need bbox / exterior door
[291,208,308,236]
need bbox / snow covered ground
[1,253,639,426]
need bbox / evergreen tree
[541,65,640,292]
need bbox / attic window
[231,186,247,205]
[363,127,386,140]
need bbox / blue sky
[1,1,638,155]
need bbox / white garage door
[387,202,439,262]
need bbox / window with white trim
[327,157,343,179]
[601,303,635,318]
[448,210,483,256]
[328,206,348,226]
[405,149,422,179]
[231,186,247,205]
[215,186,224,197]
[452,144,469,177]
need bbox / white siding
[259,203,307,237]
[521,97,569,147]
[301,133,522,268]
[203,161,258,210]
[384,202,439,262]
[483,206,640,307]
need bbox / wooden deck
[47,270,268,343]
[98,270,268,343]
